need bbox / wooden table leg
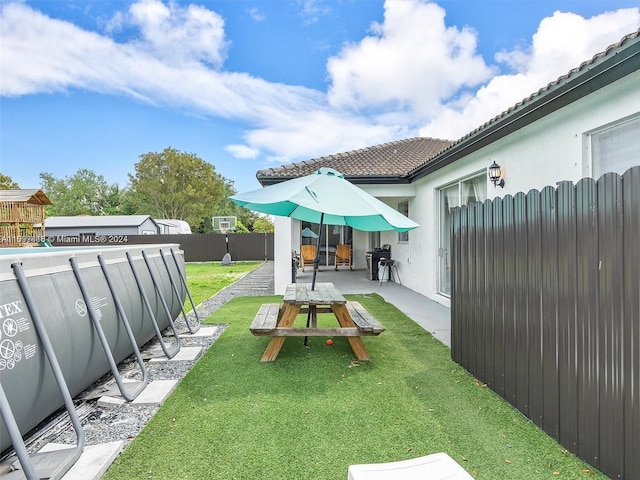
[261,304,300,361]
[331,305,371,361]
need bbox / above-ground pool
[0,244,189,458]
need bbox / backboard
[212,216,237,233]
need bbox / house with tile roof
[259,29,640,303]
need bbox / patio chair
[334,244,352,270]
[300,245,317,272]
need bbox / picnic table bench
[346,301,384,334]
[249,283,385,361]
[249,303,281,335]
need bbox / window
[398,201,409,243]
[438,173,487,297]
[591,115,640,178]
[301,221,352,267]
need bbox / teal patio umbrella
[230,167,419,289]
[301,227,318,239]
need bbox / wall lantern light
[488,161,505,188]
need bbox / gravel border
[17,262,274,453]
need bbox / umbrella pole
[305,214,324,347]
[311,213,324,291]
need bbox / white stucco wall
[479,71,640,198]
[272,69,639,299]
[274,216,293,294]
[400,69,640,305]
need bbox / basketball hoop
[212,216,237,233]
[212,216,236,265]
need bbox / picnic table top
[283,282,346,306]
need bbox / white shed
[44,215,160,238]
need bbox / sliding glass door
[301,222,352,267]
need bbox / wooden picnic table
[250,282,384,362]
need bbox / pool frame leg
[8,262,85,480]
[170,248,201,326]
[127,251,181,359]
[69,255,149,402]
[159,248,200,334]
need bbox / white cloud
[1,0,638,168]
[296,0,332,25]
[225,144,261,159]
[104,11,126,33]
[525,9,639,79]
[245,109,407,162]
[420,8,640,139]
[327,0,494,120]
[247,8,265,22]
[128,0,228,67]
[0,1,322,120]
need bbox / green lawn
[104,292,605,480]
[183,261,261,310]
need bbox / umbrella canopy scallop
[230,168,419,232]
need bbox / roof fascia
[257,174,411,187]
[408,36,640,182]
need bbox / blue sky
[1,0,639,195]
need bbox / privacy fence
[450,167,639,480]
[49,233,274,263]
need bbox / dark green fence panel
[451,204,463,363]
[451,166,640,480]
[556,181,579,453]
[460,204,471,369]
[482,199,495,387]
[50,233,274,262]
[575,177,600,468]
[502,197,517,405]
[597,173,625,476]
[492,197,506,396]
[623,167,640,478]
[526,190,543,423]
[540,186,559,439]
[513,193,528,415]
[473,204,485,381]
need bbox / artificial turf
[104,294,605,479]
[183,262,260,310]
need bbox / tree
[200,177,259,233]
[252,216,274,233]
[103,184,136,215]
[128,147,226,228]
[0,173,19,189]
[39,169,123,216]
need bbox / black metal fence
[49,233,274,263]
[450,167,639,480]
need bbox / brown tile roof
[257,137,453,184]
[257,29,639,186]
